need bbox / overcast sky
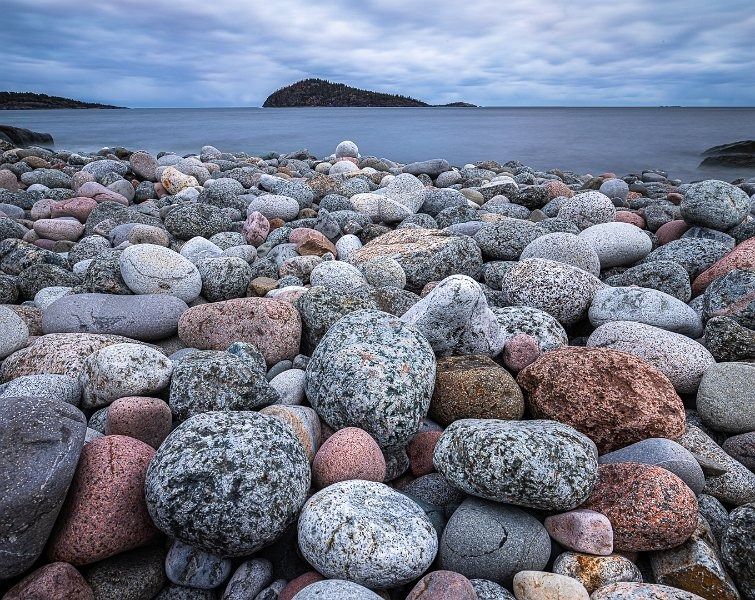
[3,0,754,107]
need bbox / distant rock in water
[0,92,124,110]
[0,125,53,148]
[700,140,755,168]
[263,78,476,108]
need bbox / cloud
[1,0,753,106]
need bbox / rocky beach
[0,135,754,600]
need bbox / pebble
[222,559,274,600]
[591,583,706,599]
[0,373,82,405]
[312,426,386,488]
[291,580,383,599]
[552,553,642,593]
[544,509,613,555]
[165,539,232,589]
[0,306,29,359]
[259,404,321,461]
[105,396,172,448]
[297,480,437,589]
[471,580,516,600]
[3,562,94,600]
[512,571,590,600]
[557,190,616,229]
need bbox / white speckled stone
[520,232,601,276]
[120,243,202,302]
[557,191,616,230]
[180,237,223,264]
[578,222,653,268]
[335,234,362,260]
[0,306,29,359]
[335,140,359,158]
[34,286,74,310]
[362,256,406,289]
[246,194,300,221]
[492,306,569,352]
[309,260,368,293]
[292,580,382,600]
[269,368,306,405]
[0,374,82,406]
[513,571,590,600]
[297,480,437,589]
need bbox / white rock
[578,222,652,268]
[0,307,28,359]
[180,236,223,264]
[246,194,300,221]
[270,368,306,405]
[120,243,202,302]
[335,234,362,260]
[513,571,589,600]
[309,261,368,293]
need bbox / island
[263,79,477,108]
[0,92,125,110]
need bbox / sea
[2,107,755,182]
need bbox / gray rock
[221,559,273,600]
[681,180,750,230]
[641,238,732,278]
[697,362,755,434]
[253,579,286,600]
[704,315,755,361]
[0,374,82,406]
[180,237,224,264]
[697,494,729,546]
[164,203,233,240]
[42,292,189,341]
[246,194,301,221]
[599,438,705,496]
[470,580,516,600]
[399,472,466,510]
[85,545,166,600]
[501,258,605,326]
[721,503,755,600]
[473,219,543,260]
[703,268,755,329]
[82,159,128,181]
[198,256,253,302]
[0,306,28,358]
[0,396,86,578]
[129,151,158,180]
[120,243,202,302]
[587,321,715,394]
[309,260,368,292]
[155,584,217,599]
[268,368,305,405]
[589,286,703,337]
[421,188,468,216]
[590,582,707,599]
[557,191,616,229]
[603,260,692,303]
[291,580,382,599]
[723,432,755,472]
[578,222,652,268]
[599,178,630,201]
[361,256,406,289]
[166,539,232,589]
[434,419,598,511]
[439,498,551,586]
[146,411,311,556]
[520,232,601,276]
[305,309,435,449]
[297,480,437,589]
[400,275,506,356]
[403,158,451,176]
[492,305,569,351]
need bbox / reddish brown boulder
[517,347,685,453]
[405,570,478,599]
[692,237,755,295]
[289,227,337,257]
[3,562,93,600]
[312,427,386,489]
[656,220,689,245]
[407,430,443,477]
[105,396,172,449]
[47,435,158,566]
[177,297,301,365]
[582,463,698,552]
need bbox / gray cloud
[1,0,753,106]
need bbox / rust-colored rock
[582,463,698,552]
[407,430,443,477]
[3,562,93,600]
[405,570,478,599]
[105,396,172,449]
[177,297,301,365]
[692,237,755,295]
[517,347,685,453]
[290,227,337,257]
[431,355,524,426]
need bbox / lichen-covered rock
[552,553,642,594]
[145,411,310,556]
[492,305,569,351]
[434,419,598,511]
[305,309,435,449]
[517,347,686,453]
[298,480,437,589]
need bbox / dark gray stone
[165,540,231,589]
[85,545,166,600]
[721,503,755,600]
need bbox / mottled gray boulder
[400,275,506,356]
[164,203,233,240]
[85,545,166,600]
[599,178,630,200]
[473,219,542,260]
[82,159,128,181]
[721,503,755,600]
[703,269,755,329]
[309,260,368,292]
[501,258,605,326]
[165,539,231,589]
[641,238,732,278]
[704,315,755,361]
[0,374,82,406]
[222,559,273,600]
[681,180,750,230]
[292,580,383,599]
[492,305,569,351]
[520,232,601,276]
[723,433,755,473]
[589,286,703,338]
[434,419,598,511]
[197,256,253,302]
[421,188,468,216]
[697,362,755,434]
[604,260,692,302]
[471,580,516,600]
[145,411,310,556]
[0,306,28,359]
[155,584,216,599]
[578,222,652,268]
[297,480,437,589]
[591,583,707,599]
[119,244,202,302]
[697,494,730,546]
[305,309,435,449]
[169,345,278,420]
[587,321,715,394]
[599,438,705,496]
[42,292,189,341]
[439,498,550,586]
[403,158,451,176]
[0,396,86,578]
[557,191,616,229]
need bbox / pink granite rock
[406,570,478,599]
[407,430,443,477]
[615,211,646,229]
[0,169,19,191]
[502,333,541,372]
[656,220,689,246]
[312,427,386,488]
[3,562,94,600]
[50,197,98,221]
[243,211,270,246]
[544,180,574,199]
[76,181,129,205]
[105,396,173,449]
[544,509,614,555]
[30,198,54,220]
[279,571,325,600]
[692,237,755,295]
[47,435,159,565]
[289,228,337,257]
[33,218,85,242]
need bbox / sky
[2,0,754,108]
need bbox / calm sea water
[2,107,754,182]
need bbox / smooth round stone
[600,178,630,200]
[269,368,306,405]
[119,244,202,302]
[471,580,516,600]
[291,580,382,600]
[721,503,754,600]
[587,321,715,394]
[406,570,478,599]
[297,480,437,589]
[105,396,172,449]
[178,298,301,365]
[0,374,82,406]
[165,539,232,589]
[599,435,704,492]
[680,180,750,230]
[198,256,253,302]
[84,545,166,600]
[160,166,198,195]
[0,397,87,578]
[223,559,274,600]
[520,232,601,276]
[33,218,85,242]
[589,286,703,338]
[501,258,605,326]
[604,260,692,303]
[0,306,29,359]
[309,260,368,292]
[578,222,652,268]
[430,354,524,425]
[583,463,698,552]
[247,194,301,221]
[591,582,706,599]
[155,584,217,599]
[80,342,172,409]
[259,405,321,461]
[518,347,685,454]
[434,419,598,511]
[473,219,542,260]
[130,150,158,180]
[362,256,407,289]
[557,191,616,229]
[305,309,435,449]
[722,432,755,472]
[335,140,359,158]
[312,426,386,488]
[163,204,232,240]
[335,233,362,260]
[145,411,310,556]
[3,562,94,600]
[544,509,613,555]
[34,286,74,310]
[702,268,755,327]
[329,160,359,175]
[47,435,158,565]
[513,571,590,600]
[697,362,755,434]
[407,430,442,476]
[552,553,642,594]
[42,292,189,341]
[492,305,569,351]
[439,498,551,586]
[180,236,223,264]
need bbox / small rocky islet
[0,135,753,600]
